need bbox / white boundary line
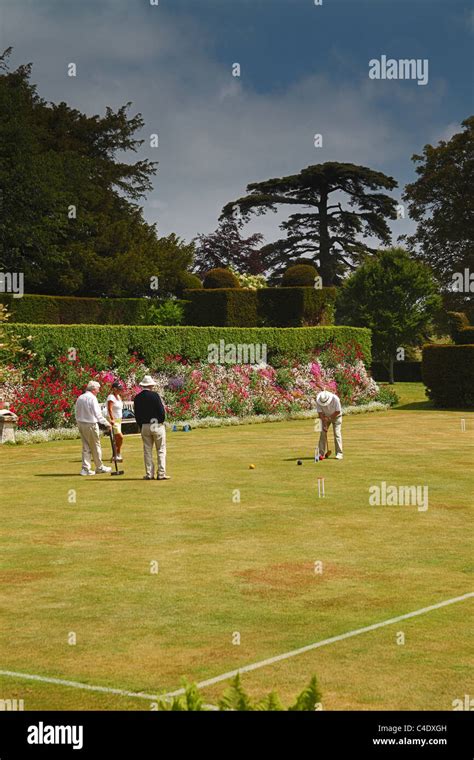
[1,592,472,703]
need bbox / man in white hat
[74,381,112,475]
[316,390,343,460]
[133,375,170,480]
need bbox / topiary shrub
[203,268,240,289]
[281,263,319,287]
[175,272,202,298]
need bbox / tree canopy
[221,162,398,285]
[402,116,474,304]
[337,247,441,382]
[0,48,192,297]
[193,218,265,275]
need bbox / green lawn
[1,386,472,710]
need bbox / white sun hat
[139,375,157,387]
[316,390,332,406]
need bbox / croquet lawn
[0,385,472,710]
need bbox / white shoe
[96,466,112,473]
[335,453,343,460]
[80,470,95,476]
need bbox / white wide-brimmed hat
[139,375,157,387]
[316,390,332,406]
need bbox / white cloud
[2,0,445,246]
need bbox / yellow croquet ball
[249,464,255,469]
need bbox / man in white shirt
[316,390,343,460]
[75,381,112,475]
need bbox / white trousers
[318,414,343,456]
[77,421,104,472]
[140,423,167,478]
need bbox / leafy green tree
[221,162,398,285]
[337,248,442,383]
[402,117,474,310]
[0,48,192,297]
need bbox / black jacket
[133,389,166,428]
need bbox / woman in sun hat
[316,389,343,460]
[107,380,124,462]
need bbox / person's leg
[333,415,343,457]
[154,424,167,478]
[141,424,154,478]
[78,422,92,473]
[115,431,124,456]
[318,426,328,457]
[88,423,104,470]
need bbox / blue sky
[2,0,473,246]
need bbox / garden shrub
[157,673,321,711]
[203,268,240,289]
[281,263,319,287]
[374,385,400,406]
[146,300,184,325]
[422,344,474,408]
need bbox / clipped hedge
[4,324,372,367]
[456,327,474,344]
[372,361,422,382]
[184,287,336,327]
[422,344,474,408]
[258,287,336,326]
[1,294,188,325]
[184,289,258,327]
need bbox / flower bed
[2,345,382,431]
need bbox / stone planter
[0,410,18,444]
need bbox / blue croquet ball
[172,425,177,432]
[183,424,190,432]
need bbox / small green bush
[282,263,319,287]
[422,344,474,408]
[157,673,321,711]
[203,268,240,289]
[146,300,184,325]
[375,385,399,406]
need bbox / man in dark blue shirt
[133,375,170,480]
